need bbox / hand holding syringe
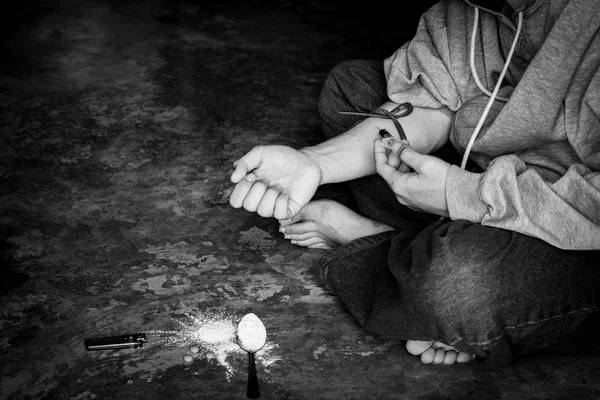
[374,128,452,217]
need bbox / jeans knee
[318,59,386,139]
[318,60,361,118]
[413,222,512,320]
[420,258,493,316]
[410,252,505,345]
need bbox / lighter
[84,333,148,351]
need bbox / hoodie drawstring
[460,8,523,170]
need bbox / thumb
[278,195,310,225]
[393,143,424,172]
[279,202,305,226]
[284,196,307,221]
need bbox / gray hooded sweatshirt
[384,0,600,250]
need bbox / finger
[280,209,303,226]
[395,144,425,173]
[273,191,290,220]
[379,139,411,173]
[286,197,304,219]
[374,139,405,185]
[229,173,257,208]
[388,139,409,156]
[230,146,264,183]
[387,149,402,169]
[374,139,395,171]
[231,160,249,183]
[242,178,269,212]
[390,140,413,172]
[256,185,283,217]
[398,163,411,173]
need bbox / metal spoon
[236,313,267,400]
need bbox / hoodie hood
[465,0,539,13]
[465,0,506,12]
[504,0,539,12]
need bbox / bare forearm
[301,102,451,185]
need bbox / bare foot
[405,340,476,365]
[278,199,394,249]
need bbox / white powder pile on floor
[149,309,280,379]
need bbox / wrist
[298,147,325,185]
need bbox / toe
[283,221,318,235]
[405,340,434,356]
[285,231,321,241]
[443,351,457,365]
[420,347,436,364]
[432,341,456,351]
[308,242,334,250]
[433,348,445,365]
[293,236,334,248]
[456,352,476,363]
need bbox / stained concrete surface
[1,0,600,399]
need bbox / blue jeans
[313,59,600,364]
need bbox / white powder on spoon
[236,313,267,353]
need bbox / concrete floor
[1,0,600,399]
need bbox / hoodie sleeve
[446,157,600,250]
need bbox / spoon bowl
[236,313,267,399]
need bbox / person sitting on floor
[229,0,600,365]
